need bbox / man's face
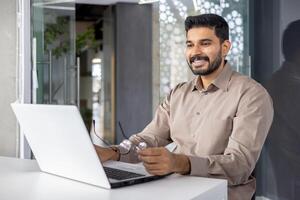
[185,27,229,76]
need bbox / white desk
[0,156,227,200]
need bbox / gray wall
[279,0,300,64]
[250,0,281,84]
[0,0,17,157]
[251,0,281,196]
[253,0,300,198]
[251,0,300,84]
[115,3,153,143]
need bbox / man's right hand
[94,145,120,162]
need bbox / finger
[139,147,165,156]
[143,162,163,171]
[146,169,168,176]
[139,155,163,164]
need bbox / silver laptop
[11,103,164,189]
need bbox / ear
[221,40,231,57]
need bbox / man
[96,14,273,200]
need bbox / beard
[187,50,223,76]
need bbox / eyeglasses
[92,120,148,155]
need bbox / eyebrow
[186,38,213,44]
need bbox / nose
[191,44,203,55]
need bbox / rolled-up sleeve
[188,85,274,186]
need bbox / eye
[186,43,193,48]
[201,41,211,46]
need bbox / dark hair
[185,14,229,43]
[282,20,300,61]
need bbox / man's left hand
[138,147,191,176]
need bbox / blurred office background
[0,0,299,199]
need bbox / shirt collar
[192,62,233,92]
[192,76,201,91]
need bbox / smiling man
[95,14,274,200]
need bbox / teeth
[192,60,206,66]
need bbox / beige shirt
[120,63,274,200]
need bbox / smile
[192,59,208,67]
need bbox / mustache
[190,55,209,63]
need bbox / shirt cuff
[188,155,210,177]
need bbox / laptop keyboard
[103,166,145,180]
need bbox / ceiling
[75,0,139,5]
[33,0,158,8]
[37,0,140,5]
[76,4,107,21]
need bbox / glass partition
[31,0,77,105]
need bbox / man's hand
[138,147,191,176]
[94,145,120,162]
